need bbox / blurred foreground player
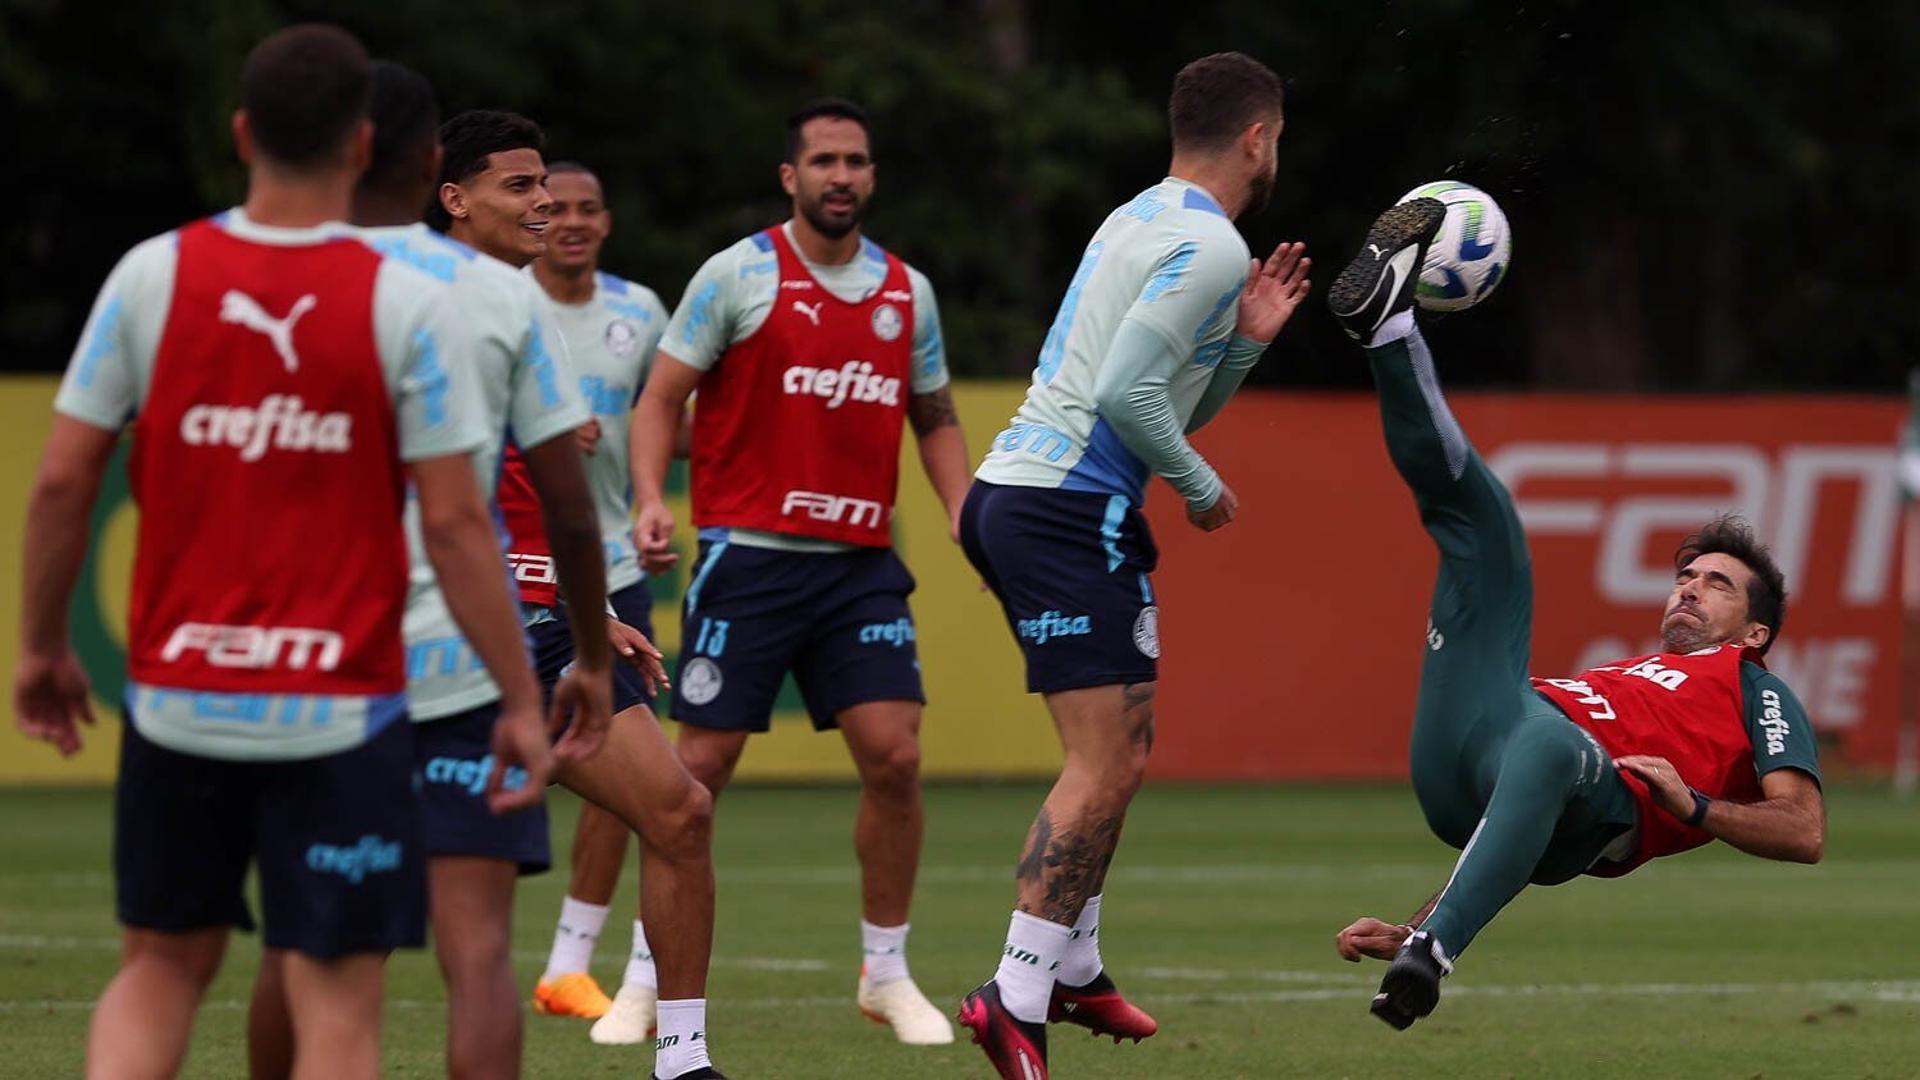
[523,161,683,1038]
[958,52,1310,1079]
[629,98,969,1047]
[13,27,549,1080]
[1326,199,1824,1030]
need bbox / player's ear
[779,161,798,199]
[345,117,374,175]
[232,110,254,167]
[438,181,468,222]
[1741,622,1771,651]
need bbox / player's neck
[1166,157,1248,220]
[242,166,356,230]
[350,188,425,229]
[449,223,531,269]
[533,258,597,304]
[786,216,860,266]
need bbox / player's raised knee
[644,776,713,863]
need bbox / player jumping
[628,97,969,1047]
[14,28,548,1079]
[957,53,1311,1080]
[1325,198,1824,1030]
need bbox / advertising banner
[2,379,1903,781]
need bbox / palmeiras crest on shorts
[681,657,724,705]
[604,318,641,361]
[1133,605,1160,659]
[870,303,903,343]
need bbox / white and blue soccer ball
[1397,181,1511,312]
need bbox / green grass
[2,783,1917,1078]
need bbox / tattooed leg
[1015,682,1156,925]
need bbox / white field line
[5,980,1920,1014]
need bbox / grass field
[2,782,1917,1078]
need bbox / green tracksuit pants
[1369,326,1638,957]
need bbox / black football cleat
[1370,929,1453,1031]
[1049,970,1158,1042]
[652,1068,727,1080]
[959,980,1049,1079]
[1328,198,1447,343]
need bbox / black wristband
[1684,787,1712,828]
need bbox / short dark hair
[361,60,439,197]
[239,24,371,169]
[785,97,870,162]
[1168,52,1285,154]
[546,160,595,179]
[430,109,544,229]
[1674,515,1788,654]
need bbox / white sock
[624,919,658,989]
[993,910,1070,1023]
[861,919,910,986]
[1055,894,1103,987]
[653,998,712,1079]
[1369,308,1418,347]
[543,896,610,981]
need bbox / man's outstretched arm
[1335,891,1439,962]
[1616,757,1824,864]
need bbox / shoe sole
[1327,199,1448,323]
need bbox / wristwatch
[1684,787,1712,827]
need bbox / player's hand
[13,647,96,757]
[635,502,676,569]
[1336,916,1411,962]
[1235,242,1312,344]
[608,617,671,695]
[485,702,553,814]
[1187,482,1238,532]
[636,524,680,575]
[574,419,602,456]
[1614,755,1696,821]
[548,663,614,766]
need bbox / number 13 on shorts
[692,617,731,658]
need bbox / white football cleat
[589,981,658,1045]
[857,971,955,1045]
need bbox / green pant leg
[1420,701,1637,957]
[1368,328,1537,848]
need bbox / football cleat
[651,1068,727,1080]
[532,971,612,1019]
[959,980,1049,1080]
[589,980,658,1044]
[1049,970,1158,1042]
[858,968,956,1044]
[1327,198,1447,344]
[1370,929,1453,1031]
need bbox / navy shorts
[415,702,551,875]
[959,480,1161,694]
[114,714,426,958]
[527,579,655,714]
[671,539,925,732]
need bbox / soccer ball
[1397,181,1511,312]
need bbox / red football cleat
[1049,971,1159,1042]
[959,980,1049,1080]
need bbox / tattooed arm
[909,385,970,542]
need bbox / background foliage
[4,0,1916,388]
